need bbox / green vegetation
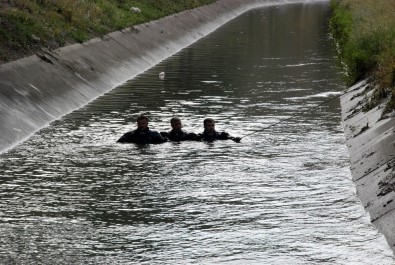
[0,0,217,64]
[330,0,395,113]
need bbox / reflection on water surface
[1,2,394,264]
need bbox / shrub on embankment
[0,0,217,64]
[330,0,395,113]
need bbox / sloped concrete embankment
[341,80,395,253]
[0,0,320,153]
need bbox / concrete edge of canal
[341,80,395,254]
[0,0,320,154]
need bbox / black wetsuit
[197,130,240,142]
[117,128,166,144]
[198,130,229,142]
[161,129,197,142]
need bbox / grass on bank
[0,0,217,64]
[330,0,395,113]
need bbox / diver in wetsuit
[117,115,166,144]
[161,117,197,142]
[197,118,241,142]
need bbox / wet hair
[136,115,149,122]
[170,117,181,124]
[203,118,215,126]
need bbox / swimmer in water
[117,115,166,144]
[160,116,198,142]
[196,118,241,142]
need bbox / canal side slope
[341,80,395,254]
[0,0,320,154]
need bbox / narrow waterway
[0,2,394,264]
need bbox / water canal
[1,2,394,264]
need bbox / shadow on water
[0,2,394,264]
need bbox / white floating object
[159,72,165,80]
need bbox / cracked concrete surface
[341,79,395,253]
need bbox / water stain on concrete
[341,79,395,253]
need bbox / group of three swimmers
[117,115,241,144]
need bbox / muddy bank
[341,80,395,253]
[0,0,322,154]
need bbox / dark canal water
[1,2,394,264]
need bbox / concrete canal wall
[341,80,395,254]
[0,0,322,154]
